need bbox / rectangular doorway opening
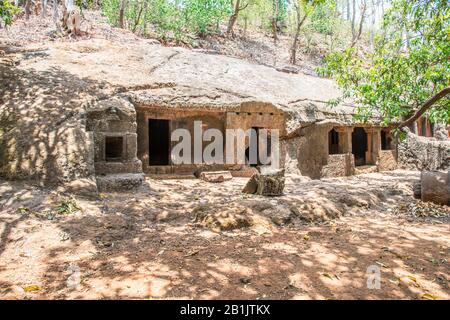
[105,136,123,162]
[148,119,170,166]
[245,127,271,167]
[352,127,367,166]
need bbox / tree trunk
[119,0,126,28]
[350,0,366,47]
[227,0,240,36]
[53,0,59,29]
[132,2,144,33]
[346,0,350,20]
[396,87,450,129]
[25,0,32,20]
[351,0,356,39]
[370,0,375,49]
[272,0,279,44]
[41,0,47,18]
[290,5,308,65]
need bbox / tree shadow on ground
[34,172,449,300]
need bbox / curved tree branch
[396,86,450,129]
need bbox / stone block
[200,171,233,183]
[421,170,449,205]
[242,168,285,196]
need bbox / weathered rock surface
[199,171,233,183]
[191,203,253,232]
[96,173,144,192]
[398,130,450,171]
[243,168,285,196]
[420,171,449,206]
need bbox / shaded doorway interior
[328,129,339,155]
[381,130,393,150]
[148,119,170,165]
[352,127,367,166]
[105,136,123,162]
[245,127,271,167]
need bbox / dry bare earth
[0,170,449,300]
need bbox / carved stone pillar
[335,127,353,154]
[364,127,381,165]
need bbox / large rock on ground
[420,170,449,206]
[398,131,450,171]
[242,168,285,196]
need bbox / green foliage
[0,0,20,26]
[184,0,231,36]
[318,0,450,126]
[56,196,81,215]
[102,0,231,40]
[102,0,121,26]
[308,0,337,36]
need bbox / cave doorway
[352,127,367,166]
[148,119,170,165]
[328,129,339,155]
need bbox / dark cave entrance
[328,129,339,155]
[148,119,170,166]
[245,127,271,167]
[352,127,367,166]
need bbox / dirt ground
[0,170,448,300]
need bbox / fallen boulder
[420,170,449,206]
[242,167,285,196]
[199,171,233,183]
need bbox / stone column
[335,127,353,154]
[364,127,381,165]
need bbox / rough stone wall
[321,154,354,178]
[398,131,450,171]
[287,123,329,179]
[136,102,285,174]
[378,150,397,172]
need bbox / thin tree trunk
[53,0,59,24]
[41,0,47,17]
[272,0,279,44]
[346,0,350,20]
[290,5,308,65]
[132,2,144,33]
[351,0,356,38]
[350,0,367,47]
[25,0,32,20]
[119,0,126,28]
[370,0,375,49]
[227,0,240,36]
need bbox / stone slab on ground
[199,171,233,183]
[96,173,144,191]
